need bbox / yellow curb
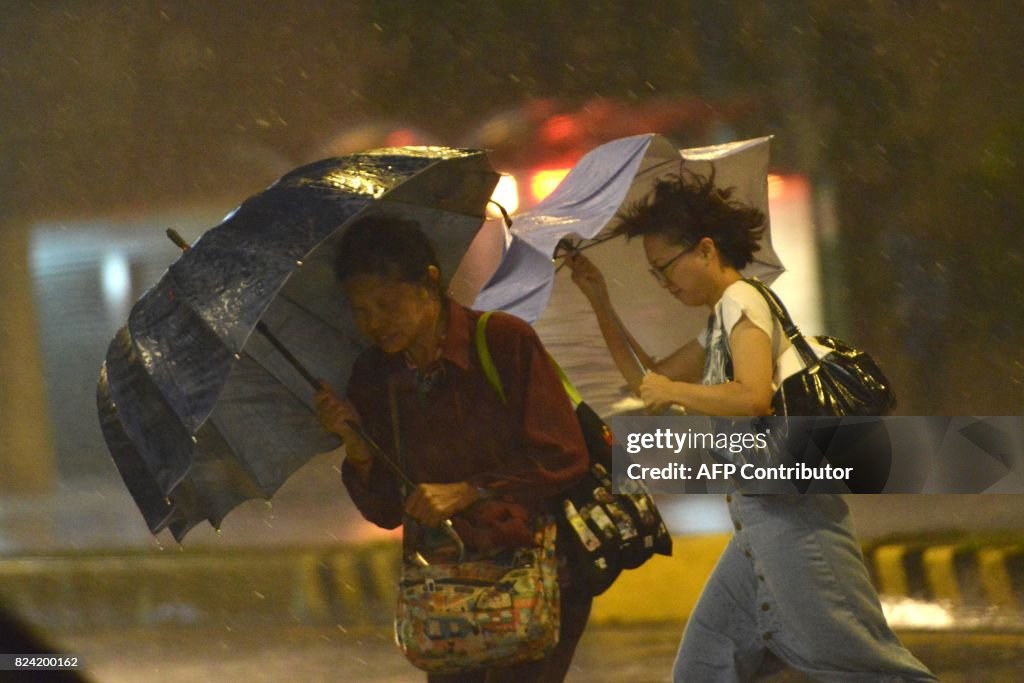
[295,553,332,623]
[922,545,961,605]
[590,534,730,625]
[324,551,371,619]
[872,544,910,597]
[978,546,1019,608]
[362,543,402,602]
[5,536,1023,630]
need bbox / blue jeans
[674,495,937,682]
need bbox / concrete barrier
[865,536,1024,614]
[2,533,1022,633]
[0,544,397,632]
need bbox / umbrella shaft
[623,333,649,376]
[344,420,416,489]
[254,322,323,391]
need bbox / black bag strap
[388,376,466,562]
[742,278,820,368]
[387,377,409,493]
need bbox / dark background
[1,0,1021,493]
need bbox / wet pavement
[4,458,1024,682]
[52,623,1024,682]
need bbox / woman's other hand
[639,372,682,414]
[404,482,479,527]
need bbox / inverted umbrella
[97,147,500,540]
[474,134,781,414]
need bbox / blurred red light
[529,168,571,203]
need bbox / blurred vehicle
[462,95,760,209]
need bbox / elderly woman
[315,214,591,683]
[565,171,937,682]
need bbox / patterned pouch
[394,518,560,673]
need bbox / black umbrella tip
[166,229,191,252]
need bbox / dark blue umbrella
[97,147,499,540]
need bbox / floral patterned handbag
[394,518,561,673]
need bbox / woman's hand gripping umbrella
[560,242,686,416]
[314,384,466,562]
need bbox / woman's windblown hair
[614,168,766,269]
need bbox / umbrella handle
[343,419,466,563]
[410,521,466,566]
[440,519,466,563]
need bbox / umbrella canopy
[97,147,500,540]
[475,134,778,358]
[473,134,781,414]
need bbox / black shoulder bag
[743,278,896,418]
[735,279,896,492]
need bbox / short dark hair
[333,213,440,285]
[614,168,766,269]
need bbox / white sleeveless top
[697,280,827,389]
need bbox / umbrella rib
[578,233,621,249]
[254,322,321,390]
[243,288,358,391]
[552,233,620,273]
[273,290,352,336]
[378,194,487,220]
[240,342,324,408]
[208,353,335,497]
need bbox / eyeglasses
[648,246,692,285]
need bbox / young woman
[565,172,937,682]
[315,214,591,683]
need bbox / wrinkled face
[343,274,437,354]
[643,233,708,307]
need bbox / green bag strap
[475,311,507,405]
[551,357,583,407]
[475,311,582,408]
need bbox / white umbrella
[475,134,782,415]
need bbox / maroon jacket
[341,301,588,540]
